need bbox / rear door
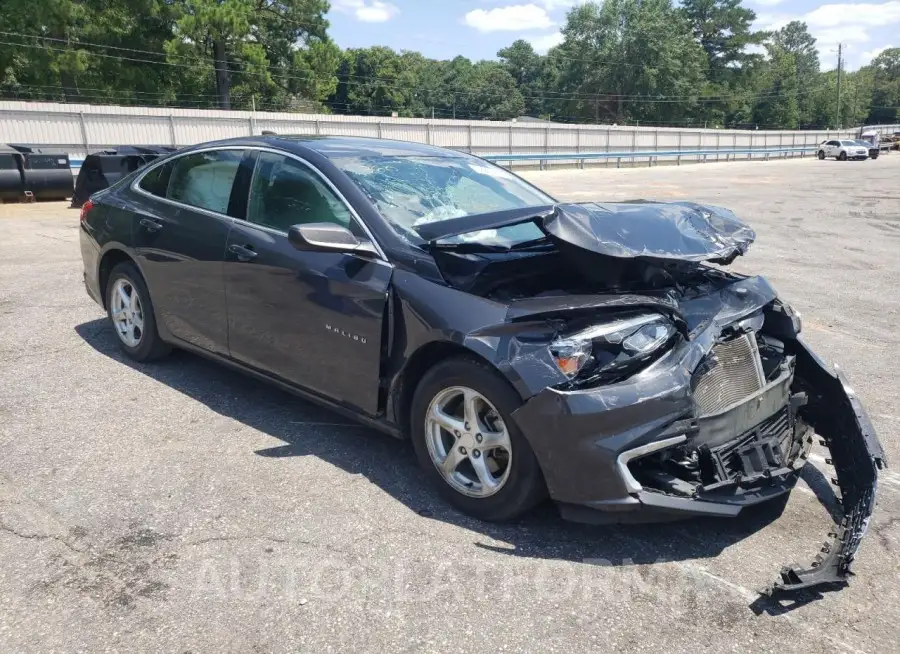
[223,150,392,415]
[131,148,245,355]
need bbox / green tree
[805,69,872,128]
[867,48,900,124]
[0,0,182,104]
[680,0,762,81]
[679,0,764,126]
[753,46,800,128]
[553,0,707,124]
[166,0,332,109]
[456,61,525,120]
[497,39,544,116]
[333,46,416,115]
[769,21,819,123]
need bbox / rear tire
[105,262,171,362]
[410,357,546,521]
[817,150,825,160]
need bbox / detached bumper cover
[512,333,885,596]
[770,342,887,594]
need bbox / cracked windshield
[333,154,554,245]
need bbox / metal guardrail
[70,144,890,173]
[482,146,817,169]
[68,146,812,172]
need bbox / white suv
[817,140,869,161]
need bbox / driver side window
[246,152,354,233]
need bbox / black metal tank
[9,146,73,201]
[0,144,24,201]
[72,146,176,207]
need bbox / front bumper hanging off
[768,343,887,595]
[513,335,886,597]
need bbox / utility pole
[836,43,843,129]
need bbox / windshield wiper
[508,237,551,250]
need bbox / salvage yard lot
[1,155,899,652]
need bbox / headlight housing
[549,313,678,383]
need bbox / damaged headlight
[549,314,678,381]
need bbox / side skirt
[168,336,404,440]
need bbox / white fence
[0,100,872,164]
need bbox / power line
[0,30,827,105]
[0,31,881,127]
[0,86,842,130]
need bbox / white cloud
[862,44,893,62]
[529,31,564,53]
[804,2,900,27]
[756,2,900,31]
[815,27,870,50]
[754,2,900,68]
[332,0,399,23]
[534,0,580,8]
[464,4,555,32]
[754,13,793,31]
[750,0,787,6]
[481,0,581,9]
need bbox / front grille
[715,407,793,480]
[692,334,766,416]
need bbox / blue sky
[326,0,898,70]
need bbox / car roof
[184,135,465,160]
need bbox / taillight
[80,199,94,224]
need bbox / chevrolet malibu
[79,136,884,594]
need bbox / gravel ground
[1,155,898,653]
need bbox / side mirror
[288,223,378,256]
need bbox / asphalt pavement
[1,154,898,652]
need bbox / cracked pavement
[1,156,899,652]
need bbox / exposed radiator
[692,334,766,416]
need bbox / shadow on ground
[75,318,840,609]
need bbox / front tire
[106,262,171,362]
[838,151,848,161]
[410,357,546,521]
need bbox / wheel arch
[390,341,501,439]
[97,247,138,310]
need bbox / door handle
[139,218,163,232]
[228,243,258,262]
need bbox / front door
[130,148,244,355]
[223,151,392,416]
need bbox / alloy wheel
[424,386,513,498]
[110,278,145,348]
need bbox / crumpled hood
[541,201,756,264]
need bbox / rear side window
[167,150,243,214]
[827,141,839,146]
[138,161,174,197]
[0,154,17,169]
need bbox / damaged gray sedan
[80,136,885,595]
